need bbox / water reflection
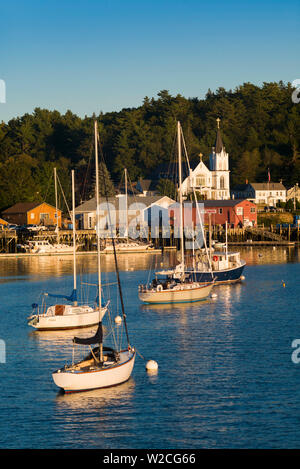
[237,245,298,265]
[54,378,135,411]
[29,325,99,345]
[216,283,243,320]
[0,247,299,284]
[140,299,212,315]
[0,251,177,283]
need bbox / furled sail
[46,289,77,302]
[73,322,103,345]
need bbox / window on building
[250,207,256,213]
[40,213,49,222]
[219,208,223,214]
[220,176,225,189]
[236,207,243,215]
[195,175,206,186]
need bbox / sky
[1,0,299,122]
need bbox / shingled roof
[250,182,286,191]
[2,202,41,214]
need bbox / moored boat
[20,239,74,254]
[139,279,213,304]
[28,170,105,331]
[28,302,107,331]
[186,222,246,284]
[138,121,214,304]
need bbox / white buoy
[240,275,245,281]
[211,293,217,299]
[114,315,122,325]
[146,360,158,372]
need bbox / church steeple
[209,117,229,173]
[215,118,224,153]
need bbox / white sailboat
[52,120,136,392]
[138,121,214,304]
[27,170,107,330]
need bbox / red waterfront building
[202,200,257,227]
[169,199,257,229]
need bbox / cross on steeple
[216,117,221,129]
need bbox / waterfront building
[1,202,62,227]
[231,182,286,206]
[0,218,9,227]
[169,199,257,229]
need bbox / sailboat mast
[54,167,59,243]
[125,168,129,242]
[72,170,77,305]
[94,120,103,362]
[209,213,212,263]
[178,121,185,273]
[225,220,228,261]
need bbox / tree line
[0,81,299,212]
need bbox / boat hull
[138,283,213,304]
[28,307,106,331]
[103,244,154,253]
[52,350,136,393]
[187,263,246,284]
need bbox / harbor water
[0,246,300,449]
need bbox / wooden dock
[0,224,298,255]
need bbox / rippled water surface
[0,247,300,449]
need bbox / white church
[181,119,230,200]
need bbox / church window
[220,176,225,189]
[195,175,206,186]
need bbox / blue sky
[1,0,299,122]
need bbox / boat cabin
[210,251,241,271]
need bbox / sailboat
[186,221,246,284]
[52,121,135,392]
[27,170,107,330]
[138,121,214,304]
[103,168,154,253]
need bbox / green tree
[156,178,176,199]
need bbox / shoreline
[0,243,296,259]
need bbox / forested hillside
[0,81,299,212]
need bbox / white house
[181,119,230,200]
[231,182,286,206]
